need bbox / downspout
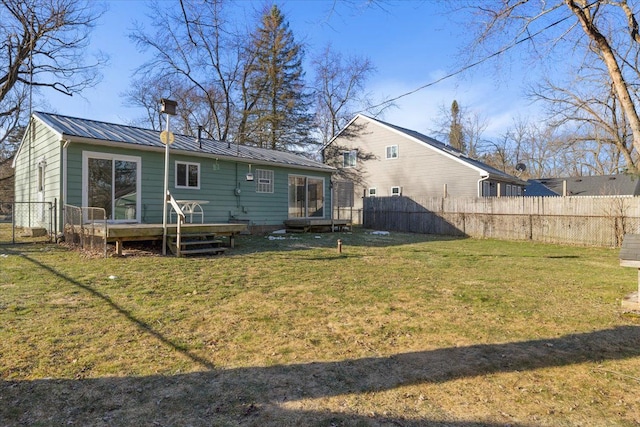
[478,175,489,197]
[329,180,333,225]
[62,139,71,233]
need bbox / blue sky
[44,0,537,140]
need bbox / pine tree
[449,100,465,153]
[246,5,313,151]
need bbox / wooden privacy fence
[363,196,640,247]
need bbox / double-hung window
[175,161,200,189]
[343,150,357,168]
[386,145,399,159]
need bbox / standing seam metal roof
[33,111,334,171]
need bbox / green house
[13,112,335,234]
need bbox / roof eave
[63,135,335,173]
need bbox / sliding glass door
[84,152,141,221]
[288,175,325,218]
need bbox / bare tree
[457,0,640,173]
[311,43,376,146]
[130,0,247,141]
[0,0,105,154]
[531,69,635,174]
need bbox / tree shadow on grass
[2,249,639,426]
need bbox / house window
[506,184,512,196]
[343,150,357,168]
[368,188,377,197]
[37,160,46,193]
[83,151,141,222]
[391,186,402,196]
[386,145,399,159]
[288,175,324,218]
[255,169,274,193]
[175,161,200,189]
[482,181,490,197]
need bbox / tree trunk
[566,0,640,173]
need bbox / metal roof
[33,111,334,172]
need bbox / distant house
[322,114,525,213]
[529,175,640,196]
[12,112,335,234]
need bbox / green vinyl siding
[66,145,332,226]
[170,154,332,225]
[66,143,165,223]
[15,114,333,231]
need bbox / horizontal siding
[13,120,62,229]
[66,144,333,226]
[329,116,481,210]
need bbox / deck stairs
[167,232,226,256]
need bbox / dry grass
[1,229,639,426]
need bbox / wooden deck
[284,218,351,233]
[72,222,248,255]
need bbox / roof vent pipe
[197,125,202,149]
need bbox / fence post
[53,198,57,242]
[11,203,15,244]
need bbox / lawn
[1,229,639,426]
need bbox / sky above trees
[23,0,640,178]
[43,0,534,140]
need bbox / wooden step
[167,232,217,239]
[179,246,227,256]
[174,239,223,247]
[167,232,227,256]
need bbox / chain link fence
[0,201,55,244]
[63,204,107,257]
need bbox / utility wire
[364,9,575,112]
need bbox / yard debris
[267,236,286,240]
[370,230,390,236]
[108,275,117,280]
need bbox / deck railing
[166,192,185,256]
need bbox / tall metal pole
[162,113,170,255]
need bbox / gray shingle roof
[523,180,560,196]
[34,111,333,172]
[533,175,640,196]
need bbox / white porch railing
[166,192,185,257]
